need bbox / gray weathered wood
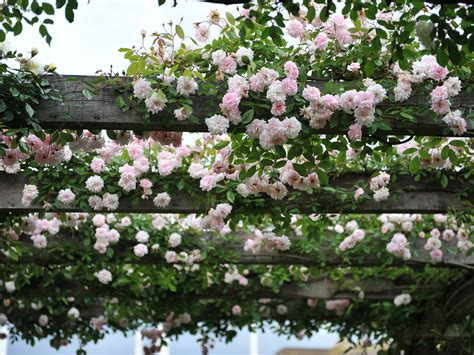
[0,172,472,213]
[1,276,428,301]
[30,75,474,136]
[3,232,473,269]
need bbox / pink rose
[284,61,299,79]
[282,78,298,96]
[302,86,320,101]
[314,33,328,50]
[287,19,304,38]
[271,101,286,116]
[348,123,362,141]
[430,249,443,262]
[221,92,241,110]
[220,56,237,75]
[232,305,241,315]
[354,187,364,200]
[431,99,450,115]
[322,94,340,110]
[430,86,448,100]
[428,65,448,81]
[347,62,360,72]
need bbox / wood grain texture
[0,172,472,214]
[0,275,427,301]
[29,75,474,136]
[3,232,473,269]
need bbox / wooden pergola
[1,74,473,354]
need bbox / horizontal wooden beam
[236,239,474,269]
[4,232,474,269]
[0,172,472,214]
[2,276,425,301]
[29,75,474,136]
[445,278,474,323]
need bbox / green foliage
[0,1,473,353]
[0,50,61,155]
[0,0,80,44]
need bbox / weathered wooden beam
[0,172,472,214]
[1,276,426,301]
[236,241,474,269]
[3,232,474,269]
[445,278,474,323]
[30,75,474,136]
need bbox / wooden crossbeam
[28,75,474,136]
[0,276,425,301]
[0,172,471,213]
[2,232,473,269]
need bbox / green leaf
[436,47,449,67]
[226,12,235,26]
[466,247,474,257]
[25,103,35,118]
[214,140,230,150]
[137,58,146,75]
[42,3,55,15]
[441,145,450,160]
[8,249,18,261]
[226,190,235,203]
[246,165,257,178]
[65,0,78,23]
[419,150,431,160]
[82,88,93,100]
[469,34,474,52]
[121,148,129,160]
[116,95,126,108]
[287,144,302,160]
[241,109,254,125]
[409,156,420,175]
[400,111,415,120]
[316,170,328,185]
[449,140,464,147]
[106,130,117,140]
[241,55,250,65]
[447,41,461,65]
[10,87,20,97]
[0,100,6,113]
[320,6,329,22]
[275,145,286,158]
[402,147,417,155]
[440,174,448,188]
[177,179,185,190]
[127,62,138,76]
[307,6,316,23]
[65,6,74,22]
[363,61,374,77]
[375,28,387,40]
[274,160,286,169]
[175,25,185,39]
[12,21,22,35]
[376,122,392,131]
[293,163,307,176]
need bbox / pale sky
[11,0,241,75]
